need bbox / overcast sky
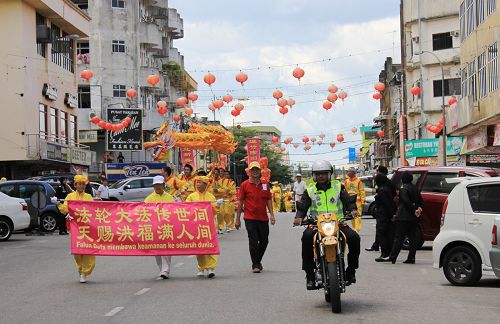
[169,0,401,167]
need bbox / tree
[231,128,292,186]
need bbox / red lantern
[337,134,344,143]
[411,86,421,95]
[213,100,224,109]
[287,98,296,107]
[157,100,167,108]
[260,157,268,167]
[351,127,358,134]
[98,120,106,128]
[90,116,100,124]
[273,89,283,99]
[293,143,299,149]
[110,124,119,132]
[328,84,338,94]
[126,88,137,98]
[319,133,325,139]
[311,137,316,143]
[223,94,233,103]
[272,136,279,143]
[80,69,93,80]
[374,82,386,92]
[208,103,216,111]
[448,96,457,105]
[176,97,188,107]
[157,106,167,115]
[277,98,287,107]
[304,145,311,151]
[147,74,160,86]
[230,109,240,117]
[317,140,323,146]
[323,101,333,110]
[184,107,193,115]
[234,103,244,111]
[124,117,132,125]
[377,130,385,137]
[292,67,305,80]
[235,72,248,85]
[329,142,336,149]
[327,93,338,103]
[105,123,113,131]
[372,93,382,100]
[338,91,348,100]
[173,115,181,122]
[279,106,289,115]
[302,136,309,143]
[203,73,216,86]
[188,92,198,102]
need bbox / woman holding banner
[57,175,95,283]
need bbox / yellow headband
[74,175,89,185]
[195,176,210,184]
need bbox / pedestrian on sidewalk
[56,175,95,283]
[96,177,110,201]
[144,175,175,280]
[235,161,276,273]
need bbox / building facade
[0,0,91,179]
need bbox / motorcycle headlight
[320,221,336,236]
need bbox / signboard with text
[246,138,261,163]
[105,163,165,181]
[106,109,143,151]
[181,148,196,169]
[404,137,463,158]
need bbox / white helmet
[311,160,333,181]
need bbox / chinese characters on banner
[246,138,261,163]
[180,148,196,169]
[68,201,219,256]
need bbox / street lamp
[419,50,447,166]
[231,120,261,182]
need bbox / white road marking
[104,307,124,317]
[134,288,150,296]
[173,262,184,268]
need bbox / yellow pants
[351,203,363,231]
[197,255,218,270]
[285,201,293,212]
[273,200,280,212]
[74,254,96,276]
[217,202,234,230]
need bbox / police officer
[293,160,360,289]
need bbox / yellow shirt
[178,174,196,201]
[144,191,175,203]
[186,190,216,203]
[211,178,226,199]
[165,176,185,197]
[344,177,366,204]
[222,178,236,201]
[57,191,93,215]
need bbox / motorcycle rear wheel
[328,262,341,313]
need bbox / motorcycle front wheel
[328,262,341,313]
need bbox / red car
[391,166,498,248]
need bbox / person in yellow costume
[144,175,175,280]
[344,167,366,231]
[162,166,185,200]
[56,175,95,283]
[186,173,220,278]
[271,181,282,213]
[178,164,196,201]
[211,168,228,234]
[282,187,294,212]
[221,169,236,232]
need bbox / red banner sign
[246,137,261,163]
[68,201,219,256]
[181,148,196,169]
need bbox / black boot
[345,268,356,286]
[306,272,315,290]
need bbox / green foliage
[162,61,183,79]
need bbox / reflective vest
[306,180,344,220]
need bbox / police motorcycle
[299,209,354,313]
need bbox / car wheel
[0,217,13,241]
[402,227,424,250]
[442,245,482,286]
[40,213,57,232]
[368,203,377,218]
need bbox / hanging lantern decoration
[279,106,289,115]
[234,103,244,111]
[97,120,106,129]
[304,145,312,151]
[327,93,338,103]
[374,82,386,92]
[293,143,299,149]
[302,136,309,143]
[126,88,137,98]
[235,72,248,86]
[317,140,323,146]
[260,157,268,167]
[284,137,293,145]
[323,101,333,110]
[157,106,167,115]
[90,115,101,124]
[411,86,421,95]
[173,115,181,122]
[188,92,198,102]
[351,127,358,134]
[176,97,188,107]
[80,69,93,80]
[319,133,325,139]
[377,130,385,138]
[208,103,216,111]
[310,137,317,144]
[280,146,286,152]
[213,100,224,109]
[292,67,305,82]
[157,100,167,108]
[123,117,132,126]
[147,74,160,86]
[448,96,457,105]
[223,94,233,103]
[328,84,338,94]
[273,89,283,99]
[287,98,296,107]
[203,72,216,86]
[337,134,344,143]
[230,109,240,117]
[272,136,280,143]
[277,98,288,107]
[184,107,193,115]
[338,91,348,100]
[372,93,382,100]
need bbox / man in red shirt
[236,161,276,273]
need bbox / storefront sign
[42,83,58,101]
[462,127,487,154]
[105,162,165,181]
[68,201,219,256]
[404,137,463,158]
[246,138,260,163]
[468,154,500,164]
[45,142,70,163]
[70,147,92,166]
[348,147,356,163]
[64,93,78,108]
[106,109,143,151]
[181,148,196,169]
[79,130,98,143]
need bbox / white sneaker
[197,270,205,277]
[79,274,87,283]
[159,271,169,279]
[226,228,232,233]
[217,230,224,235]
[207,269,215,278]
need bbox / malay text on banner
[68,201,219,256]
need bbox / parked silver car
[108,177,155,202]
[490,215,500,279]
[363,195,376,216]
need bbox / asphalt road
[1,213,500,324]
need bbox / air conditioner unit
[450,31,460,37]
[36,25,52,43]
[412,36,420,43]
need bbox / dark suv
[0,180,58,231]
[391,166,498,248]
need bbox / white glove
[50,196,58,204]
[65,214,74,221]
[215,199,224,207]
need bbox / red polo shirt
[239,179,272,221]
